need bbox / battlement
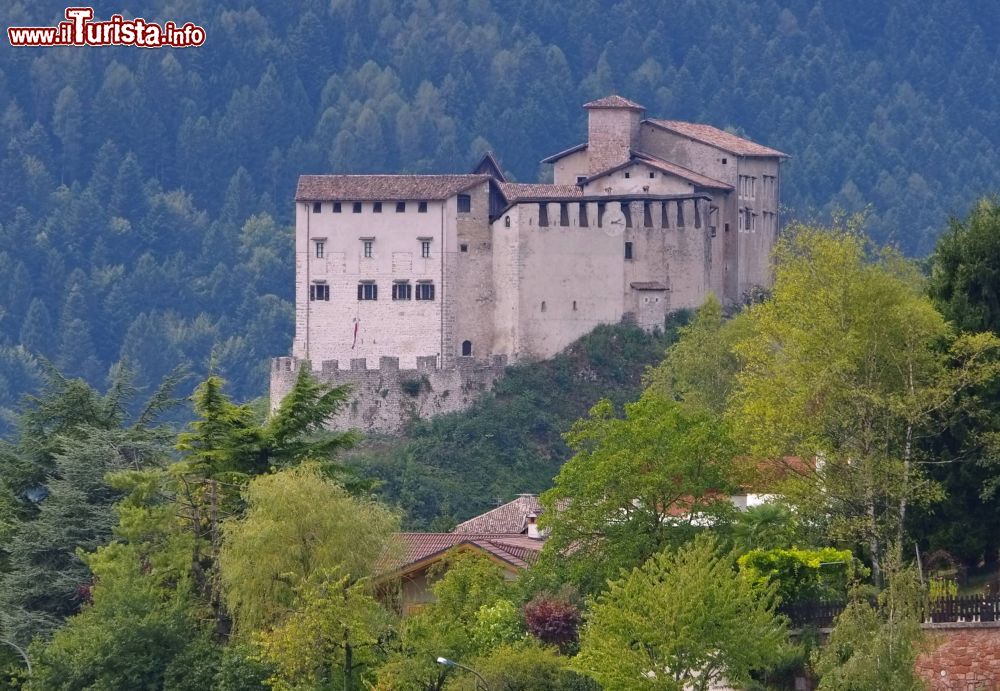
[269,354,508,433]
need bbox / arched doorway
[461,340,472,356]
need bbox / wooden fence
[780,594,1000,628]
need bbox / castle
[271,95,787,431]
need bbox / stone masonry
[271,95,788,431]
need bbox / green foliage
[812,559,926,690]
[727,502,808,553]
[351,323,673,528]
[254,571,391,691]
[539,390,737,593]
[450,641,598,691]
[729,224,1000,581]
[574,534,788,691]
[738,547,856,604]
[374,553,515,691]
[928,577,958,600]
[219,463,398,634]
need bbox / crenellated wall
[270,354,507,434]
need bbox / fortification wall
[270,354,507,434]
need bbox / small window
[504,216,511,227]
[421,240,431,258]
[457,194,471,213]
[418,201,428,213]
[541,301,546,312]
[624,172,630,179]
[373,202,382,213]
[396,202,406,212]
[314,240,325,258]
[353,202,362,213]
[649,172,655,179]
[415,282,435,301]
[721,158,727,165]
[572,300,577,311]
[538,203,549,227]
[576,175,587,184]
[624,241,633,260]
[363,240,373,258]
[392,282,411,300]
[461,340,472,356]
[312,202,322,213]
[357,282,377,300]
[460,244,468,252]
[333,202,342,213]
[309,283,330,301]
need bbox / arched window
[461,340,472,356]
[504,215,511,227]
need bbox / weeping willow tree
[218,463,399,635]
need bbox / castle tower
[584,95,645,174]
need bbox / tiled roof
[384,532,544,575]
[631,152,734,190]
[295,174,489,201]
[584,94,645,110]
[645,119,789,158]
[631,281,668,291]
[498,182,583,202]
[540,142,587,164]
[455,495,542,534]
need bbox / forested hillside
[1,0,998,430]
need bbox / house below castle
[271,95,787,430]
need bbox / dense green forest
[1,0,998,430]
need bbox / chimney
[527,513,541,540]
[583,95,645,175]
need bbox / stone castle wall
[270,354,508,434]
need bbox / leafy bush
[524,594,581,652]
[738,547,856,604]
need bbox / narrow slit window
[624,241,634,260]
[579,203,588,227]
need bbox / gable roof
[581,152,733,191]
[498,182,583,203]
[471,151,507,182]
[645,119,789,158]
[384,532,544,577]
[295,174,489,201]
[584,94,645,111]
[540,142,588,164]
[455,494,542,534]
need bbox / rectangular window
[576,175,587,184]
[312,202,322,213]
[649,171,655,179]
[353,202,362,213]
[309,283,330,301]
[418,201,428,213]
[415,282,435,301]
[538,203,549,227]
[396,201,406,212]
[457,194,471,213]
[421,240,431,258]
[624,241,634,260]
[460,243,468,252]
[373,202,382,213]
[392,282,412,300]
[624,171,630,179]
[314,240,325,258]
[357,282,377,300]
[363,240,373,258]
[333,202,342,213]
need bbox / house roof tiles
[645,119,789,158]
[295,174,490,201]
[454,494,542,534]
[584,94,645,110]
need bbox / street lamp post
[436,656,489,690]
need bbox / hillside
[1,0,998,433]
[347,321,680,529]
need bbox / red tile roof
[454,495,541,534]
[498,182,583,202]
[295,174,489,201]
[584,95,645,110]
[385,532,544,575]
[645,119,789,158]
